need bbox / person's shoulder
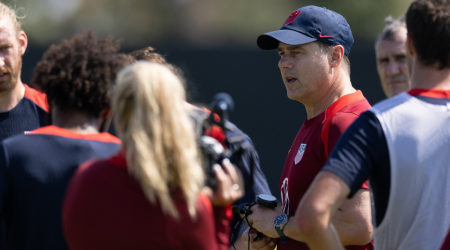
[330,96,371,128]
[23,84,49,112]
[71,158,117,186]
[339,97,371,116]
[1,132,38,149]
[27,126,121,144]
[224,120,252,142]
[371,92,412,115]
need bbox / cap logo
[318,33,332,38]
[284,10,301,25]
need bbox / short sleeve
[322,111,390,198]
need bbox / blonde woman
[63,62,243,250]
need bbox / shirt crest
[294,143,307,165]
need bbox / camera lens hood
[255,194,277,208]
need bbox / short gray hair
[375,16,406,47]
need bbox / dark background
[22,40,385,200]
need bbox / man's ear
[17,31,27,56]
[329,45,344,69]
[406,34,415,57]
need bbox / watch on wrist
[274,214,289,239]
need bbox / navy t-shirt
[0,84,48,141]
[0,126,120,250]
[0,84,48,249]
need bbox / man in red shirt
[244,6,373,250]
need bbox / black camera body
[199,135,233,190]
[191,93,254,191]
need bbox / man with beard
[0,4,47,248]
[0,3,48,142]
[0,31,128,250]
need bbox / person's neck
[0,80,25,113]
[304,73,356,120]
[52,107,99,134]
[410,61,450,90]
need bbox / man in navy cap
[245,6,373,250]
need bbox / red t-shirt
[441,229,450,250]
[279,91,373,250]
[63,152,232,250]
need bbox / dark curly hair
[130,47,181,76]
[32,30,132,117]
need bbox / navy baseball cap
[257,6,354,56]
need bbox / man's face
[277,42,330,104]
[0,18,25,93]
[376,27,410,98]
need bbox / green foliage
[8,0,412,46]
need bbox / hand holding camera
[202,158,245,207]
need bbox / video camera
[191,93,256,191]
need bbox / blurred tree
[4,0,412,47]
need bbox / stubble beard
[0,52,22,93]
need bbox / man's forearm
[329,190,372,246]
[283,215,344,249]
[282,216,307,242]
[305,224,345,250]
[284,204,371,246]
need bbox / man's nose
[0,56,5,68]
[386,61,400,76]
[278,56,293,70]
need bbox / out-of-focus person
[0,3,48,141]
[375,16,411,98]
[0,4,48,248]
[63,61,244,250]
[245,5,373,250]
[0,31,128,250]
[129,47,273,249]
[294,0,450,249]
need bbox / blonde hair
[113,61,204,220]
[0,2,24,34]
